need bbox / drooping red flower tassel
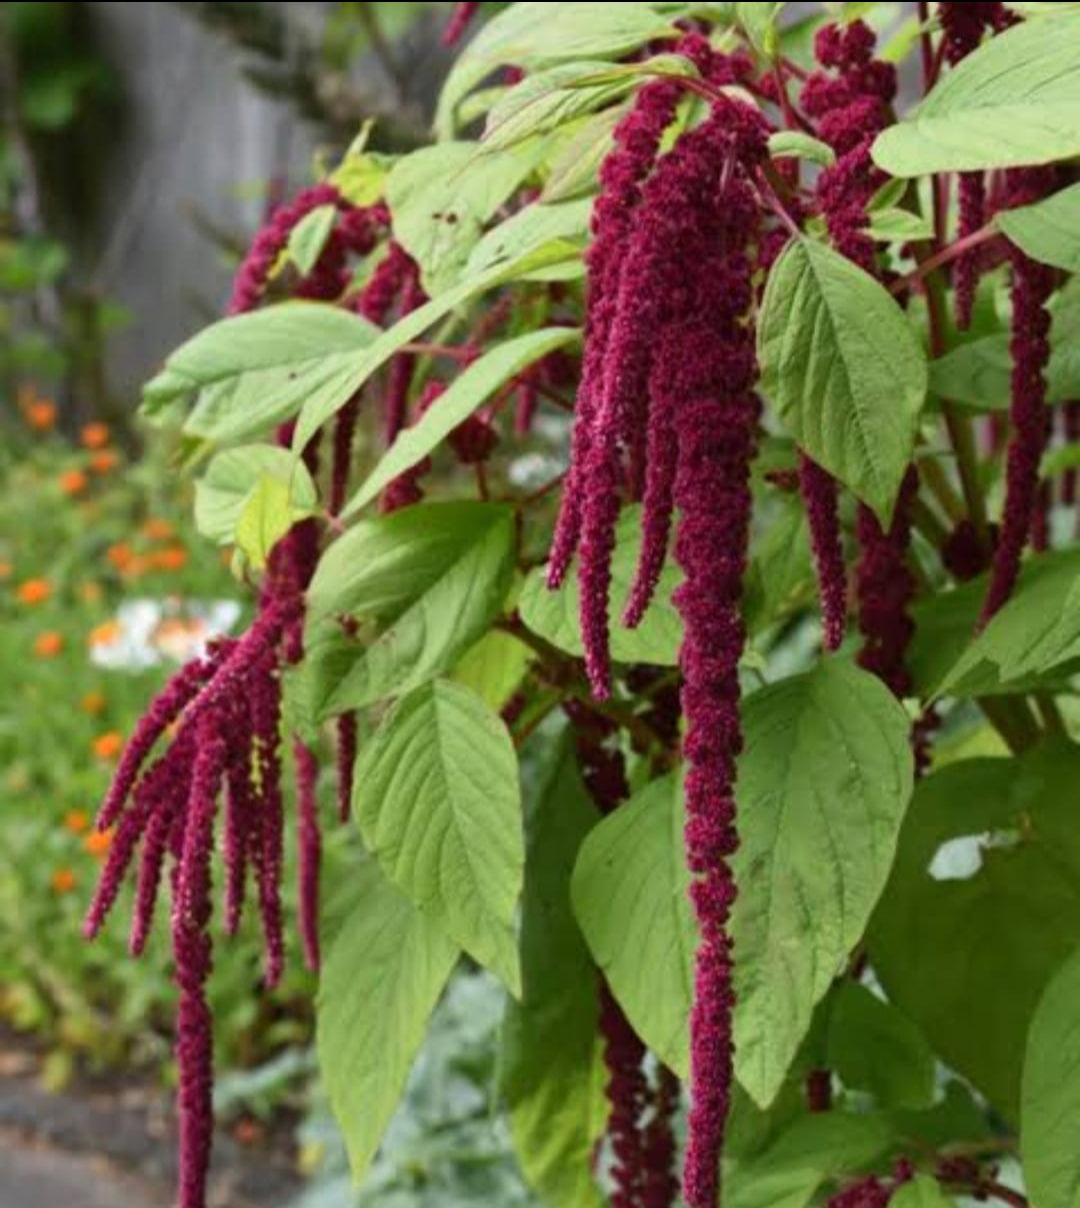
[443,1,479,46]
[799,454,847,650]
[979,248,1054,625]
[640,1066,680,1208]
[938,4,1006,329]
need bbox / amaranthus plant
[84,4,1080,1208]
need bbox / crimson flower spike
[442,1,479,47]
[800,455,848,650]
[546,56,700,592]
[979,245,1054,625]
[294,739,322,971]
[172,707,229,1208]
[938,3,1008,329]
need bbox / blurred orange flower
[88,619,121,648]
[93,731,123,760]
[59,469,89,496]
[83,829,113,858]
[64,810,90,835]
[142,518,175,540]
[80,690,107,715]
[25,400,57,432]
[16,578,51,605]
[152,546,188,572]
[123,554,150,578]
[51,868,77,894]
[80,423,111,449]
[0,560,12,579]
[33,631,64,658]
[106,542,133,571]
[90,449,120,474]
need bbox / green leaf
[353,680,523,994]
[303,502,515,717]
[292,243,578,448]
[890,1176,960,1208]
[518,504,683,666]
[502,736,605,1208]
[571,774,696,1077]
[757,238,928,523]
[742,496,816,636]
[466,199,592,278]
[436,3,679,137]
[731,660,914,1107]
[727,1111,894,1208]
[483,56,693,150]
[541,106,623,203]
[142,302,379,445]
[865,208,934,243]
[193,445,317,546]
[767,130,836,167]
[997,182,1080,273]
[571,662,912,1097]
[1021,944,1080,1208]
[872,15,1080,176]
[317,858,459,1181]
[286,204,336,275]
[938,548,1080,696]
[869,741,1080,1118]
[452,629,533,712]
[736,1,783,60]
[234,475,294,571]
[387,140,547,293]
[342,327,581,517]
[825,982,935,1109]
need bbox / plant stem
[910,496,949,551]
[1035,693,1066,738]
[889,223,999,298]
[918,455,965,524]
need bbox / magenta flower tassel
[294,739,322,972]
[1063,402,1080,506]
[250,652,286,986]
[336,713,357,823]
[443,1,479,46]
[599,982,649,1208]
[641,1066,681,1208]
[979,250,1054,625]
[800,453,847,650]
[173,710,227,1208]
[94,653,216,831]
[222,701,256,936]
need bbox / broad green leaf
[436,3,679,137]
[143,302,377,409]
[387,140,546,293]
[825,982,935,1109]
[870,741,1080,1118]
[758,238,927,523]
[743,496,816,636]
[541,106,623,202]
[317,859,459,1181]
[303,502,515,716]
[997,183,1080,273]
[727,1111,894,1208]
[767,130,836,167]
[286,204,336,275]
[452,629,533,712]
[518,504,683,666]
[330,147,393,207]
[736,1,783,60]
[571,774,696,1077]
[865,208,934,242]
[731,660,914,1106]
[1021,944,1080,1208]
[502,736,606,1208]
[342,327,581,517]
[572,662,912,1098]
[938,548,1080,696]
[872,16,1080,175]
[292,242,578,449]
[353,680,523,994]
[890,1177,960,1208]
[888,1081,993,1153]
[193,445,317,546]
[234,474,294,571]
[465,199,592,278]
[483,56,692,150]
